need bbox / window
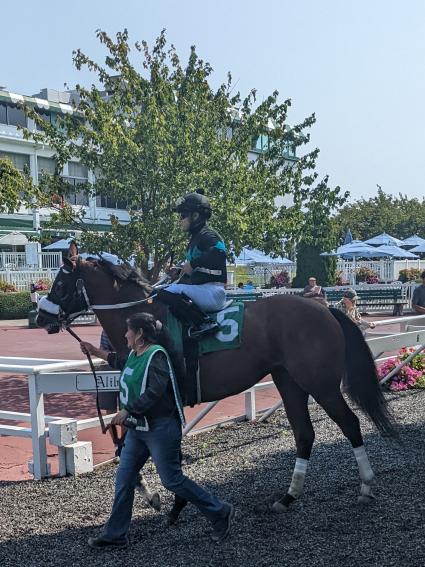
[0,151,30,171]
[37,157,56,175]
[96,194,128,210]
[35,109,52,131]
[0,102,7,124]
[64,162,89,206]
[6,104,27,127]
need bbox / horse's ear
[68,240,79,259]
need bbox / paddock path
[0,390,424,567]
[0,323,282,481]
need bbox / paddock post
[244,388,256,421]
[28,372,49,479]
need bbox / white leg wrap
[353,445,374,484]
[288,458,308,499]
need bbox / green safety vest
[119,344,185,431]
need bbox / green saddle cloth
[167,301,245,355]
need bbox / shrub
[356,267,379,284]
[398,268,421,283]
[0,280,18,293]
[0,292,34,319]
[377,348,425,391]
[269,270,291,288]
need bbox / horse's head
[36,242,153,334]
[36,254,92,333]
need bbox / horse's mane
[85,257,153,295]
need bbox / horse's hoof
[271,500,289,513]
[357,494,375,505]
[148,492,161,512]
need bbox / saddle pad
[166,301,244,355]
[199,301,244,354]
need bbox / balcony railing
[0,252,62,270]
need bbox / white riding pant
[165,282,226,313]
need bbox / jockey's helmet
[174,190,212,220]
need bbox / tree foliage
[333,187,425,242]
[0,158,40,214]
[26,29,345,281]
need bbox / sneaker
[211,503,235,543]
[88,535,128,549]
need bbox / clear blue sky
[2,0,424,201]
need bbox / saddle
[155,290,244,406]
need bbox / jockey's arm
[189,231,226,271]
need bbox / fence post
[28,373,49,479]
[244,389,256,421]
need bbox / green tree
[333,187,425,242]
[292,176,347,287]
[0,158,40,214]
[26,29,346,281]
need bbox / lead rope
[65,326,114,439]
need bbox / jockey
[158,190,227,339]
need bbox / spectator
[412,271,425,315]
[237,282,244,289]
[303,276,328,306]
[336,289,375,333]
[243,280,255,291]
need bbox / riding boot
[156,289,220,339]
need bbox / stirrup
[188,322,220,340]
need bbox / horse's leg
[314,390,375,504]
[136,474,161,511]
[271,369,315,513]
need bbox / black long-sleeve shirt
[186,225,227,284]
[107,351,178,420]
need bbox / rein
[65,326,124,446]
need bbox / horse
[36,245,396,518]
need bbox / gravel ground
[1,390,424,567]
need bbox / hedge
[0,292,41,319]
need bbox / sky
[1,0,424,202]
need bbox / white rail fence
[336,258,425,284]
[0,268,59,291]
[1,314,425,480]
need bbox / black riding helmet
[174,190,212,219]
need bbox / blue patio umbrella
[400,235,425,247]
[409,242,425,254]
[42,238,74,251]
[321,242,392,284]
[376,244,419,259]
[233,247,294,265]
[364,232,403,246]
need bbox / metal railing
[0,252,62,270]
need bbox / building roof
[0,90,76,115]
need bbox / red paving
[0,324,281,481]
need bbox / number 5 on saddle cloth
[155,289,244,406]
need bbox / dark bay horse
[36,251,396,514]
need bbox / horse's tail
[329,307,397,438]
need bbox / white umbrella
[0,231,28,246]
